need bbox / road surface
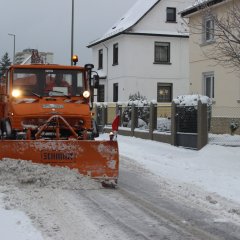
[1,156,240,239]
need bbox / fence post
[94,104,99,124]
[197,101,208,150]
[149,102,157,140]
[171,101,177,146]
[131,104,138,137]
[102,104,108,127]
[94,104,101,131]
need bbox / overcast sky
[0,0,137,65]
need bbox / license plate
[42,104,64,109]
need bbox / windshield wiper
[32,92,42,98]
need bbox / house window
[166,7,176,22]
[204,17,214,42]
[98,49,103,69]
[157,83,172,102]
[203,73,214,98]
[113,43,118,65]
[113,83,118,102]
[154,42,170,64]
[97,84,104,102]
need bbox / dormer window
[166,7,176,22]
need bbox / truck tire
[92,119,99,138]
[0,120,3,138]
[2,119,12,139]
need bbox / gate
[176,106,198,149]
[172,101,208,150]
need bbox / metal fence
[93,102,240,147]
[94,102,172,144]
[119,105,132,128]
[119,105,151,130]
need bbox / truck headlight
[12,89,22,98]
[83,91,90,98]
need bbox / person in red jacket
[111,113,120,140]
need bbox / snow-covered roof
[133,30,189,36]
[88,0,160,47]
[180,0,225,17]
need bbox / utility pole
[71,0,74,65]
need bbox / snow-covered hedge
[173,95,212,107]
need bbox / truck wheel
[0,121,2,138]
[92,119,99,138]
[2,119,12,139]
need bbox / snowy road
[1,154,240,240]
[119,156,240,240]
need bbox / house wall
[187,1,240,133]
[90,0,195,102]
[120,34,189,101]
[92,34,189,102]
[134,0,191,33]
[188,3,240,109]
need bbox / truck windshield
[13,68,85,97]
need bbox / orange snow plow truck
[0,59,119,187]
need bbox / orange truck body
[0,64,119,186]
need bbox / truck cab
[0,64,98,140]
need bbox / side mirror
[93,74,99,88]
[84,64,94,70]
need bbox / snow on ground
[98,133,240,203]
[0,133,240,238]
[0,192,43,240]
[0,159,101,239]
[0,159,100,190]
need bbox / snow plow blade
[0,140,119,186]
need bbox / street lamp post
[71,0,74,65]
[8,33,16,64]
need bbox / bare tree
[191,0,240,71]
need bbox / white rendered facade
[88,0,194,102]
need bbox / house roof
[180,0,226,17]
[87,0,160,48]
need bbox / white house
[87,0,194,102]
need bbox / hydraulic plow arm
[35,115,79,140]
